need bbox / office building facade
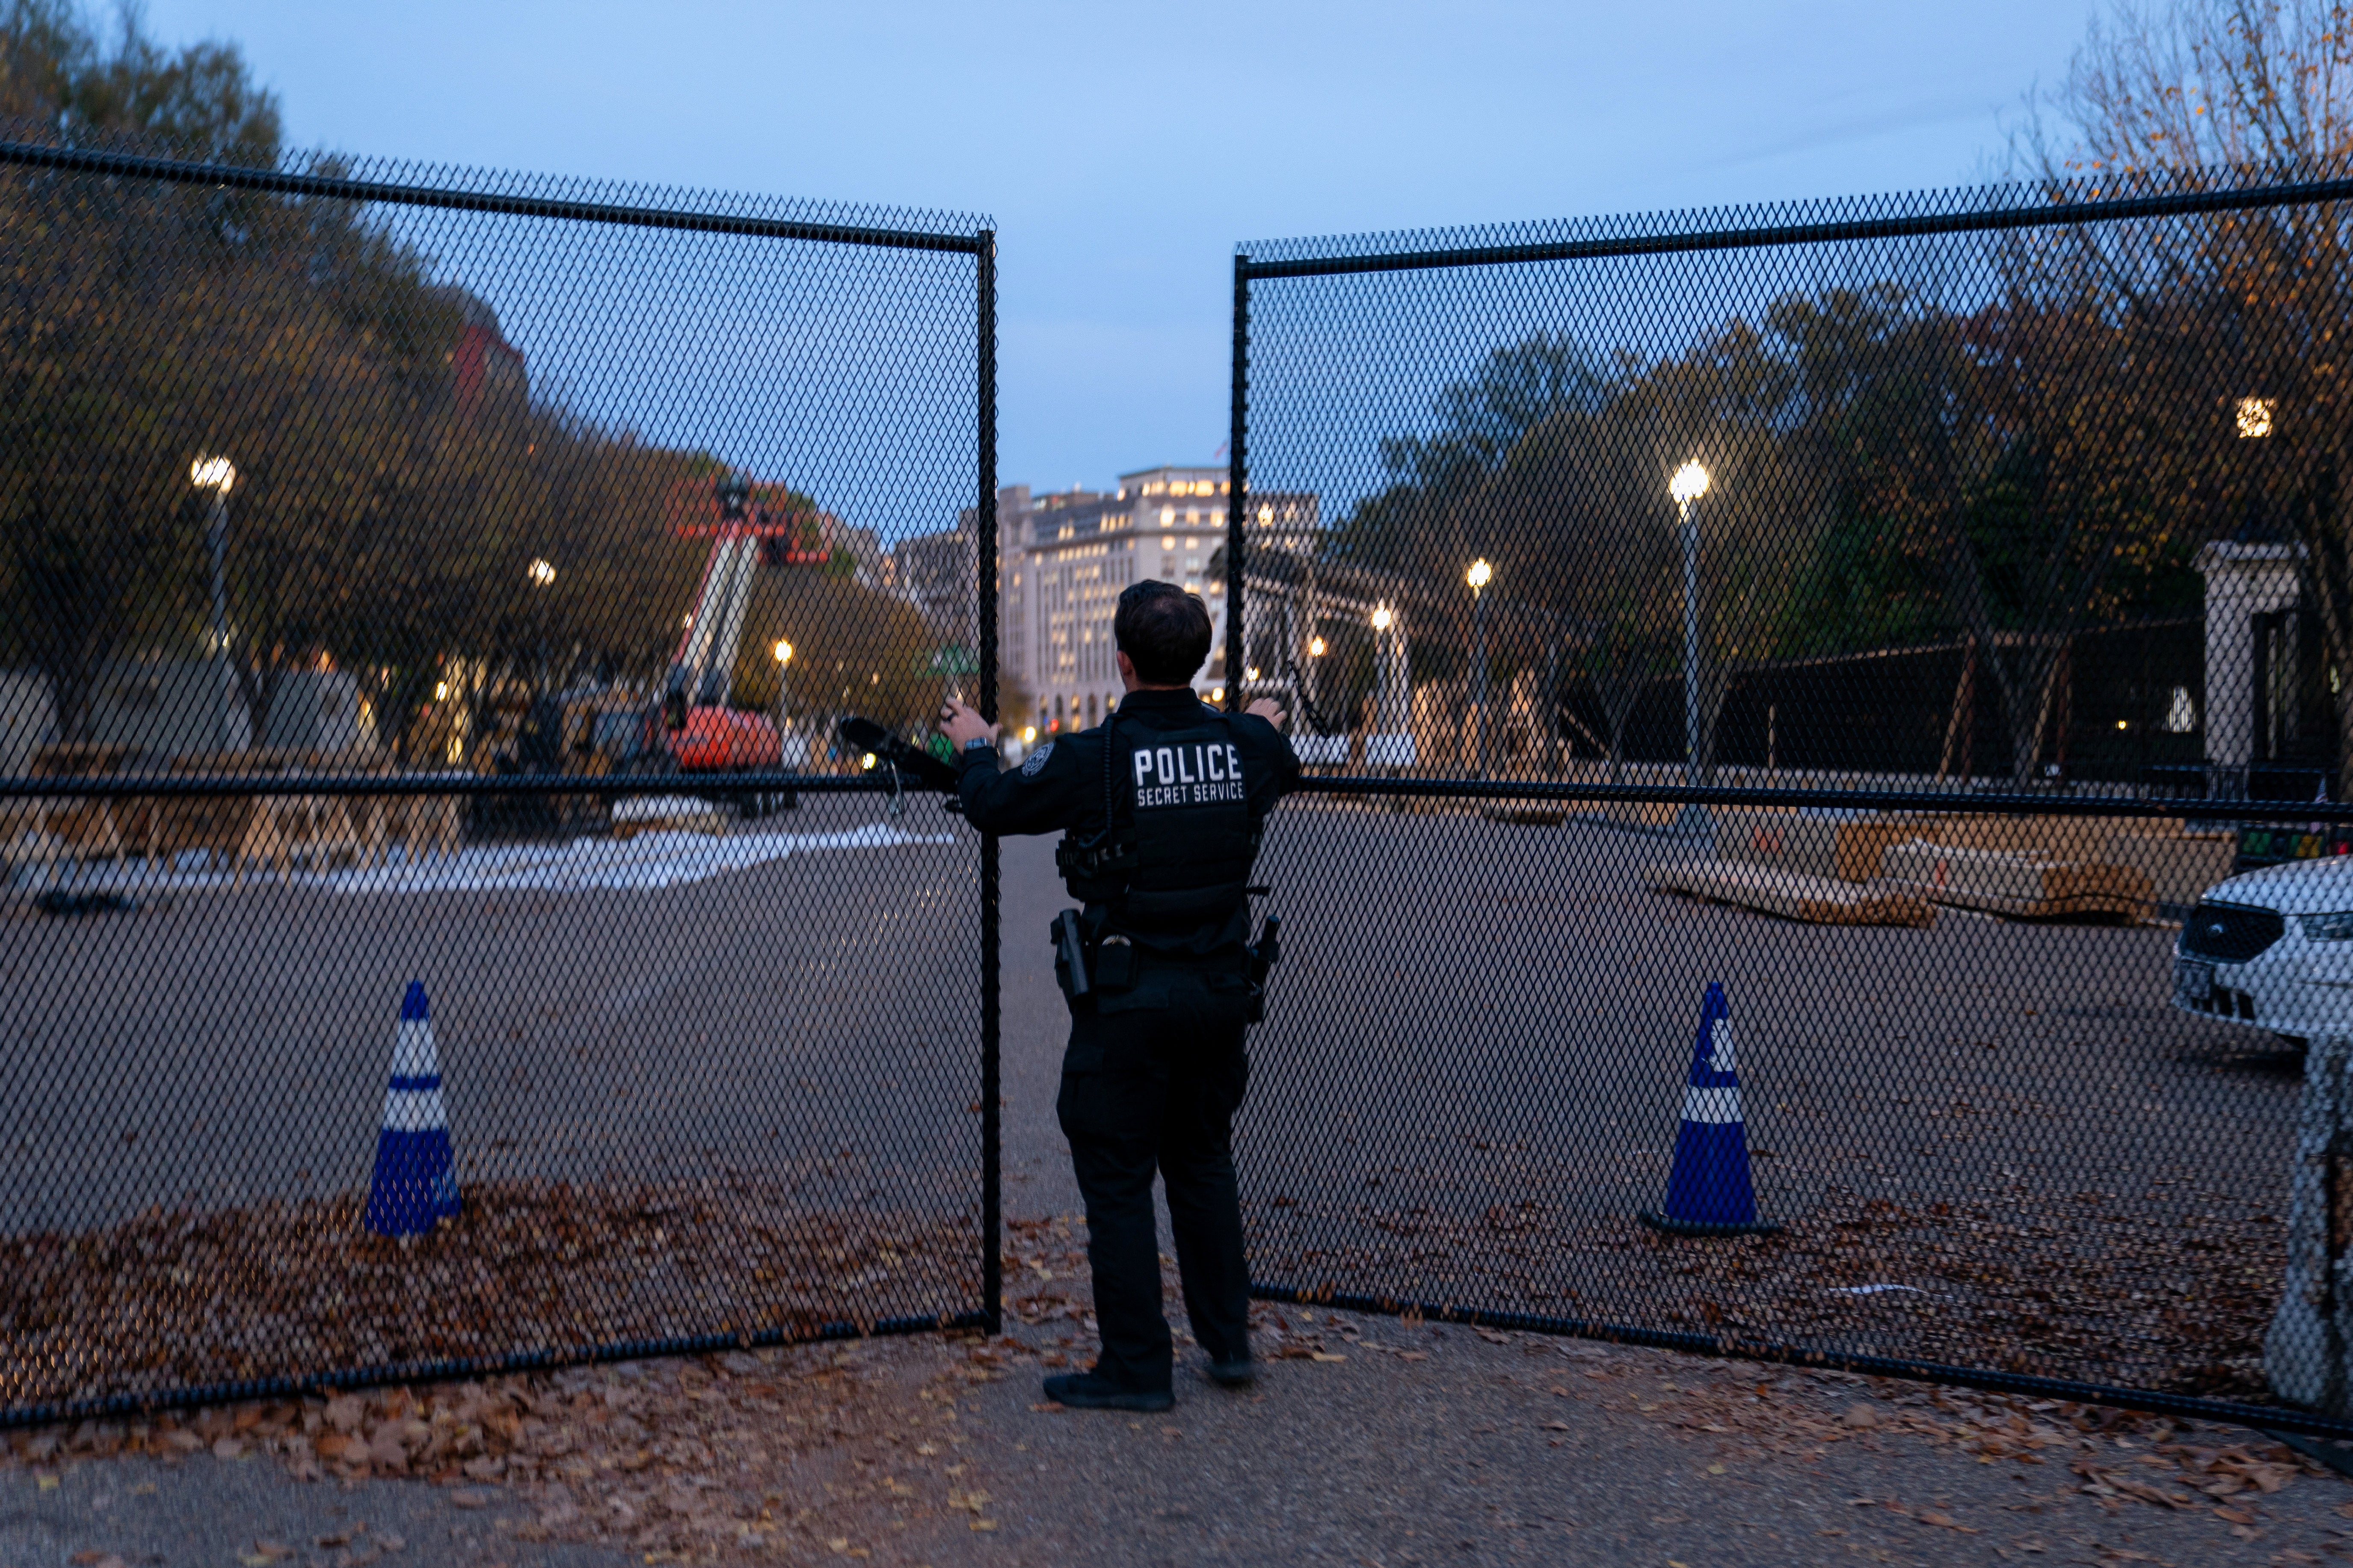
[995,466,1317,738]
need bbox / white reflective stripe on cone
[391,1019,439,1079]
[1680,1086,1743,1125]
[380,1087,450,1133]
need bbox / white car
[2175,855,2353,1042]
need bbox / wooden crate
[1880,840,2154,921]
[1646,859,1936,926]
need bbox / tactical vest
[1056,711,1260,936]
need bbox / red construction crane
[660,471,827,773]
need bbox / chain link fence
[0,134,1001,1425]
[1225,164,2353,1438]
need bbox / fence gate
[0,136,1001,1425]
[1226,167,2353,1438]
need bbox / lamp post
[1467,558,1493,777]
[772,638,793,745]
[1669,462,1711,790]
[190,456,237,753]
[527,557,556,695]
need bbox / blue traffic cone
[1639,982,1782,1237]
[362,981,461,1237]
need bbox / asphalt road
[0,795,2299,1401]
[0,792,984,1238]
[1236,802,2295,1378]
[0,796,2340,1568]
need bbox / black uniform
[957,687,1298,1394]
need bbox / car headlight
[2306,912,2353,941]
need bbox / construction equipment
[662,471,826,774]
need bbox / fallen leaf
[828,1539,850,1553]
[1029,1402,1065,1413]
[36,1474,58,1491]
[212,1437,246,1461]
[2214,1505,2257,1524]
[1542,1422,1572,1432]
[447,1489,489,1510]
[1396,1351,1428,1362]
[1707,1464,1727,1476]
[1310,1352,1346,1363]
[1917,1511,1977,1533]
[971,1520,999,1532]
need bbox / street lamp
[526,557,556,694]
[1466,558,1494,777]
[1307,635,1327,658]
[772,639,793,743]
[190,456,237,753]
[2237,394,2279,553]
[1669,461,1710,793]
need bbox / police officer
[940,580,1298,1412]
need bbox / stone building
[992,467,1318,737]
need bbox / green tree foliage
[1325,268,2229,784]
[0,3,937,766]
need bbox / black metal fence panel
[1228,165,2353,1435]
[0,135,999,1424]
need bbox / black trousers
[1055,971,1253,1393]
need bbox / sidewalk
[7,1266,2351,1567]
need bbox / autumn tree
[2023,0,2353,789]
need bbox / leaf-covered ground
[0,1179,976,1413]
[12,1210,2353,1568]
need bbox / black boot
[1043,1372,1174,1412]
[1206,1355,1256,1388]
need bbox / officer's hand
[939,698,999,750]
[1245,698,1287,729]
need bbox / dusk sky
[140,0,2105,518]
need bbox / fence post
[976,228,1002,1337]
[1225,252,1249,711]
[2269,1034,2353,1413]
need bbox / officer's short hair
[1115,580,1213,684]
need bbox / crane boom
[671,530,761,710]
[655,471,801,774]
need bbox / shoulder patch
[1021,740,1055,776]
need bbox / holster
[1245,913,1283,1024]
[1051,908,1137,1009]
